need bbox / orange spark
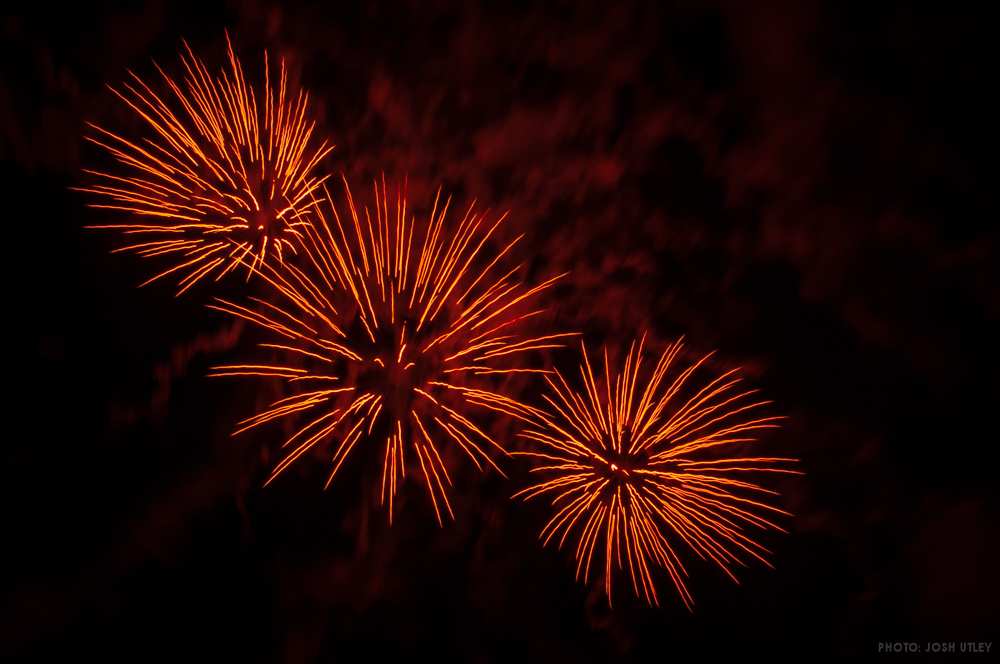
[514,336,801,609]
[209,177,575,525]
[77,33,334,295]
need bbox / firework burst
[514,336,800,609]
[77,33,334,295]
[209,177,574,524]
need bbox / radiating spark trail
[77,32,334,295]
[514,336,800,609]
[210,177,574,524]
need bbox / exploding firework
[77,33,334,295]
[514,337,800,609]
[209,177,574,524]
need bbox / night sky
[3,1,997,659]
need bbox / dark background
[2,1,997,659]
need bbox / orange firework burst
[209,177,574,524]
[77,33,334,295]
[514,337,800,609]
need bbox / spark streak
[210,177,574,524]
[77,32,334,294]
[515,336,800,609]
